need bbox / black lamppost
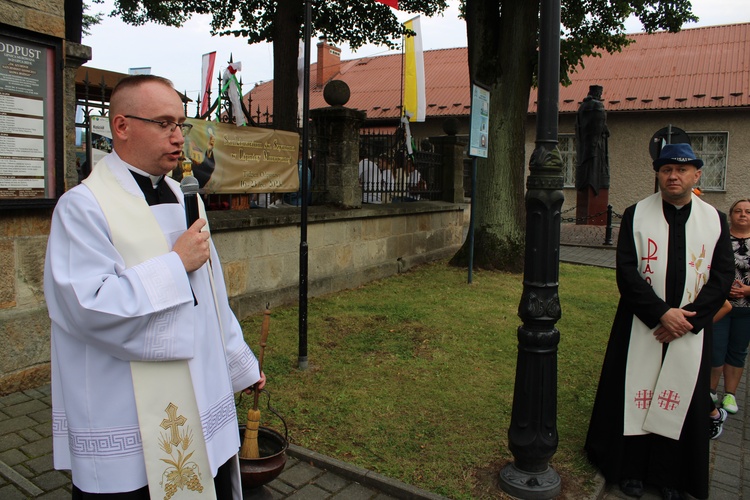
[498,0,562,498]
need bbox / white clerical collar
[126,165,164,189]
[109,150,164,188]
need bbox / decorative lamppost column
[499,0,562,498]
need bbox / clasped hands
[653,308,696,343]
[728,279,748,300]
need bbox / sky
[83,0,749,114]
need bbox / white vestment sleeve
[45,186,196,361]
[206,241,261,392]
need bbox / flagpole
[298,0,312,371]
[399,25,405,120]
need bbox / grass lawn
[238,260,619,499]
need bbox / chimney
[316,38,341,88]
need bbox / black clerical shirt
[129,170,178,206]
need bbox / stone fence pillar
[310,106,365,208]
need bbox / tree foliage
[107,0,448,130]
[83,1,105,36]
[451,0,697,271]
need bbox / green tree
[84,1,105,36]
[107,0,447,132]
[451,0,697,271]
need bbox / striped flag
[222,62,246,126]
[200,52,216,116]
[375,0,398,8]
[403,16,425,122]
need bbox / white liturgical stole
[84,160,217,499]
[624,193,719,440]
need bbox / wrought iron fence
[358,130,443,204]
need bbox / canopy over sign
[183,119,299,194]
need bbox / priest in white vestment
[44,75,263,499]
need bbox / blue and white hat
[653,143,703,170]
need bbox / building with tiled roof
[246,22,750,213]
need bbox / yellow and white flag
[403,16,425,122]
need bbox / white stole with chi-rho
[624,192,720,440]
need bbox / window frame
[687,131,728,192]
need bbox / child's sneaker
[711,391,718,404]
[722,393,739,414]
[711,408,728,440]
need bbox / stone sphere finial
[442,117,459,136]
[323,80,350,106]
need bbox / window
[558,135,576,188]
[690,132,728,191]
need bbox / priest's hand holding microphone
[171,176,210,272]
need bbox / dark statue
[575,85,610,194]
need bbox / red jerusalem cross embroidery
[634,390,653,409]
[657,390,680,411]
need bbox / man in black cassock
[585,143,734,500]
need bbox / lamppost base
[498,462,561,499]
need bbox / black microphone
[180,176,200,228]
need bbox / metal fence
[359,130,443,204]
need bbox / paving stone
[0,484,26,500]
[29,408,52,425]
[22,388,47,400]
[34,422,54,437]
[0,393,31,408]
[0,447,29,466]
[17,427,42,442]
[287,483,331,500]
[0,460,43,496]
[20,436,53,458]
[25,453,55,474]
[268,478,296,495]
[33,470,70,491]
[331,482,378,499]
[709,485,740,500]
[313,471,349,492]
[0,416,37,435]
[244,485,283,500]
[37,489,74,500]
[12,462,34,478]
[0,433,27,453]
[279,462,323,488]
[2,400,48,418]
[712,469,741,488]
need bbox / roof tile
[245,22,749,122]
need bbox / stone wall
[209,203,469,320]
[0,210,54,394]
[0,202,468,394]
[0,0,65,38]
[0,0,91,394]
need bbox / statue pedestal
[576,187,608,225]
